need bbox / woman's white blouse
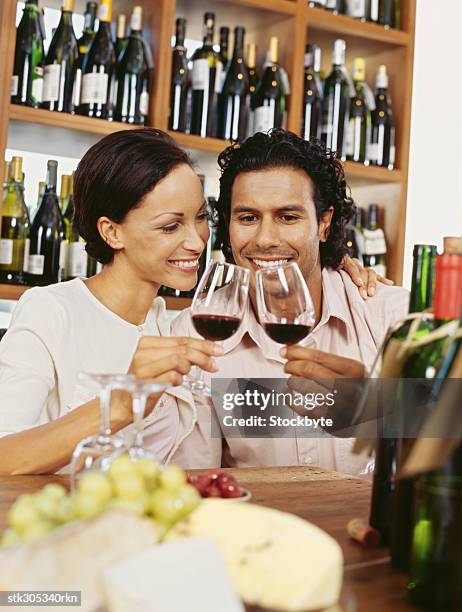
[0,278,193,463]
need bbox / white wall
[403,0,462,287]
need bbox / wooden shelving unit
[0,0,416,303]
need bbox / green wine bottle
[63,175,87,280]
[409,314,462,609]
[370,244,437,544]
[0,157,30,284]
[11,0,45,108]
[345,57,371,164]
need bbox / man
[172,130,409,474]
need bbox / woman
[0,129,382,475]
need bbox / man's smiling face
[228,166,333,291]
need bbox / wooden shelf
[306,7,411,46]
[216,0,297,14]
[0,283,192,311]
[9,105,140,137]
[167,131,230,154]
[344,161,402,184]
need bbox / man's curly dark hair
[213,129,355,270]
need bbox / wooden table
[0,467,415,612]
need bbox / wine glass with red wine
[187,261,250,395]
[256,262,315,345]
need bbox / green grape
[112,473,146,501]
[148,489,185,524]
[55,496,78,525]
[108,497,147,516]
[77,472,113,504]
[1,528,21,547]
[74,492,105,519]
[33,491,61,521]
[22,521,53,542]
[177,484,201,516]
[8,495,41,533]
[108,454,138,481]
[159,465,186,493]
[42,483,67,501]
[134,458,161,488]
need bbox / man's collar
[221,268,353,361]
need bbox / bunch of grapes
[1,456,201,548]
[187,470,244,499]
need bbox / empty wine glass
[186,261,250,396]
[70,373,134,491]
[256,262,315,345]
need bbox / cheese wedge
[166,500,343,611]
[0,511,159,612]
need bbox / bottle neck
[232,29,245,61]
[409,248,436,313]
[84,8,96,32]
[45,165,58,193]
[175,22,185,47]
[204,27,214,47]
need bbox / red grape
[204,485,222,498]
[221,484,242,499]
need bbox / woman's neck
[84,260,160,326]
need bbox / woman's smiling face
[108,164,210,292]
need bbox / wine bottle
[368,0,380,22]
[63,175,87,280]
[409,309,462,609]
[114,6,152,125]
[308,0,327,7]
[344,206,364,261]
[59,174,70,211]
[345,58,371,164]
[369,244,438,544]
[326,0,344,13]
[252,37,287,133]
[190,13,221,138]
[77,1,97,60]
[370,65,395,169]
[115,14,127,59]
[29,180,45,221]
[79,0,116,120]
[321,39,350,159]
[345,0,367,20]
[380,0,396,28]
[216,27,250,142]
[362,204,387,277]
[301,44,322,142]
[2,162,10,200]
[219,26,230,71]
[168,18,188,132]
[11,0,45,108]
[24,160,66,286]
[247,43,258,101]
[0,157,30,284]
[41,0,79,114]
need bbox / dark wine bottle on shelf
[219,26,230,71]
[169,18,188,132]
[321,39,350,159]
[369,244,438,545]
[24,160,66,286]
[63,175,87,280]
[362,204,387,277]
[408,312,462,610]
[326,0,344,14]
[77,1,97,60]
[41,0,79,114]
[246,42,258,137]
[216,27,250,142]
[115,14,127,59]
[79,0,116,120]
[344,206,363,261]
[380,0,397,28]
[301,44,322,142]
[370,65,395,169]
[11,0,45,108]
[252,36,287,133]
[345,57,371,164]
[190,13,221,138]
[114,6,152,125]
[0,157,30,284]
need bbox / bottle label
[73,68,82,107]
[69,242,88,278]
[370,0,379,21]
[215,61,224,94]
[363,228,387,256]
[0,240,13,265]
[23,239,30,272]
[368,142,379,164]
[192,59,209,90]
[42,64,61,102]
[11,75,18,96]
[253,105,276,133]
[346,0,366,18]
[389,145,396,168]
[81,72,109,105]
[345,121,355,157]
[28,254,45,275]
[32,77,43,104]
[139,91,149,116]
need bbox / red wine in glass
[263,322,312,344]
[192,314,242,341]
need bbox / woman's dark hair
[74,128,192,264]
[214,129,355,269]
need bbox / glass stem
[132,395,146,450]
[99,385,112,438]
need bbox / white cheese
[166,500,344,611]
